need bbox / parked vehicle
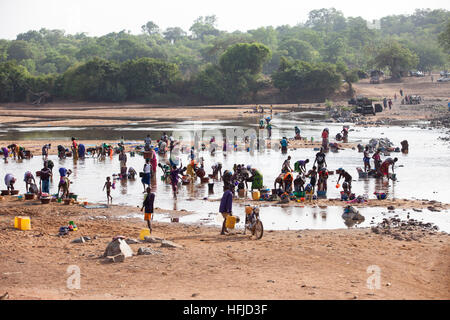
[355,105,376,115]
[437,77,450,82]
[409,71,425,77]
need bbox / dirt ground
[0,197,448,300]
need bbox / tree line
[0,8,449,104]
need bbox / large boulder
[103,238,133,258]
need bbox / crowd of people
[1,116,403,236]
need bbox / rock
[144,236,164,243]
[342,206,365,221]
[107,253,125,263]
[160,240,183,249]
[0,292,9,300]
[71,237,85,244]
[387,206,395,210]
[82,236,91,241]
[103,238,133,258]
[137,247,162,256]
[393,234,404,241]
[125,238,140,244]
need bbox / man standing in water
[40,161,52,194]
[363,146,371,172]
[282,156,293,173]
[314,148,327,170]
[119,149,127,175]
[280,137,289,154]
[141,187,155,233]
[219,187,233,235]
[170,162,183,198]
[372,149,382,174]
[142,159,151,192]
[144,134,152,151]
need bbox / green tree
[278,39,316,62]
[189,16,220,40]
[336,61,359,94]
[411,43,446,72]
[163,27,187,43]
[119,57,179,100]
[219,42,271,75]
[7,40,34,61]
[61,58,126,102]
[141,21,160,35]
[306,8,347,33]
[272,57,342,99]
[438,21,450,53]
[248,27,278,50]
[0,61,30,102]
[375,41,419,78]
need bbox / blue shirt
[59,167,67,177]
[281,139,288,147]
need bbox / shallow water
[1,112,449,231]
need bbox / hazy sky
[0,0,449,39]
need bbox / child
[294,174,305,192]
[141,187,155,232]
[306,166,318,193]
[363,146,371,172]
[103,177,113,204]
[318,168,328,192]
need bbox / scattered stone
[192,293,199,297]
[144,236,164,243]
[137,247,162,256]
[427,206,441,212]
[103,238,133,258]
[0,292,9,300]
[71,237,85,244]
[342,206,365,221]
[107,253,125,263]
[160,240,183,249]
[387,206,395,210]
[125,238,140,245]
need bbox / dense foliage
[0,8,448,104]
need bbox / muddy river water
[1,112,449,232]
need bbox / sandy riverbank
[0,196,448,300]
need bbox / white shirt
[144,163,151,173]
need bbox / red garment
[151,149,157,173]
[380,162,390,175]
